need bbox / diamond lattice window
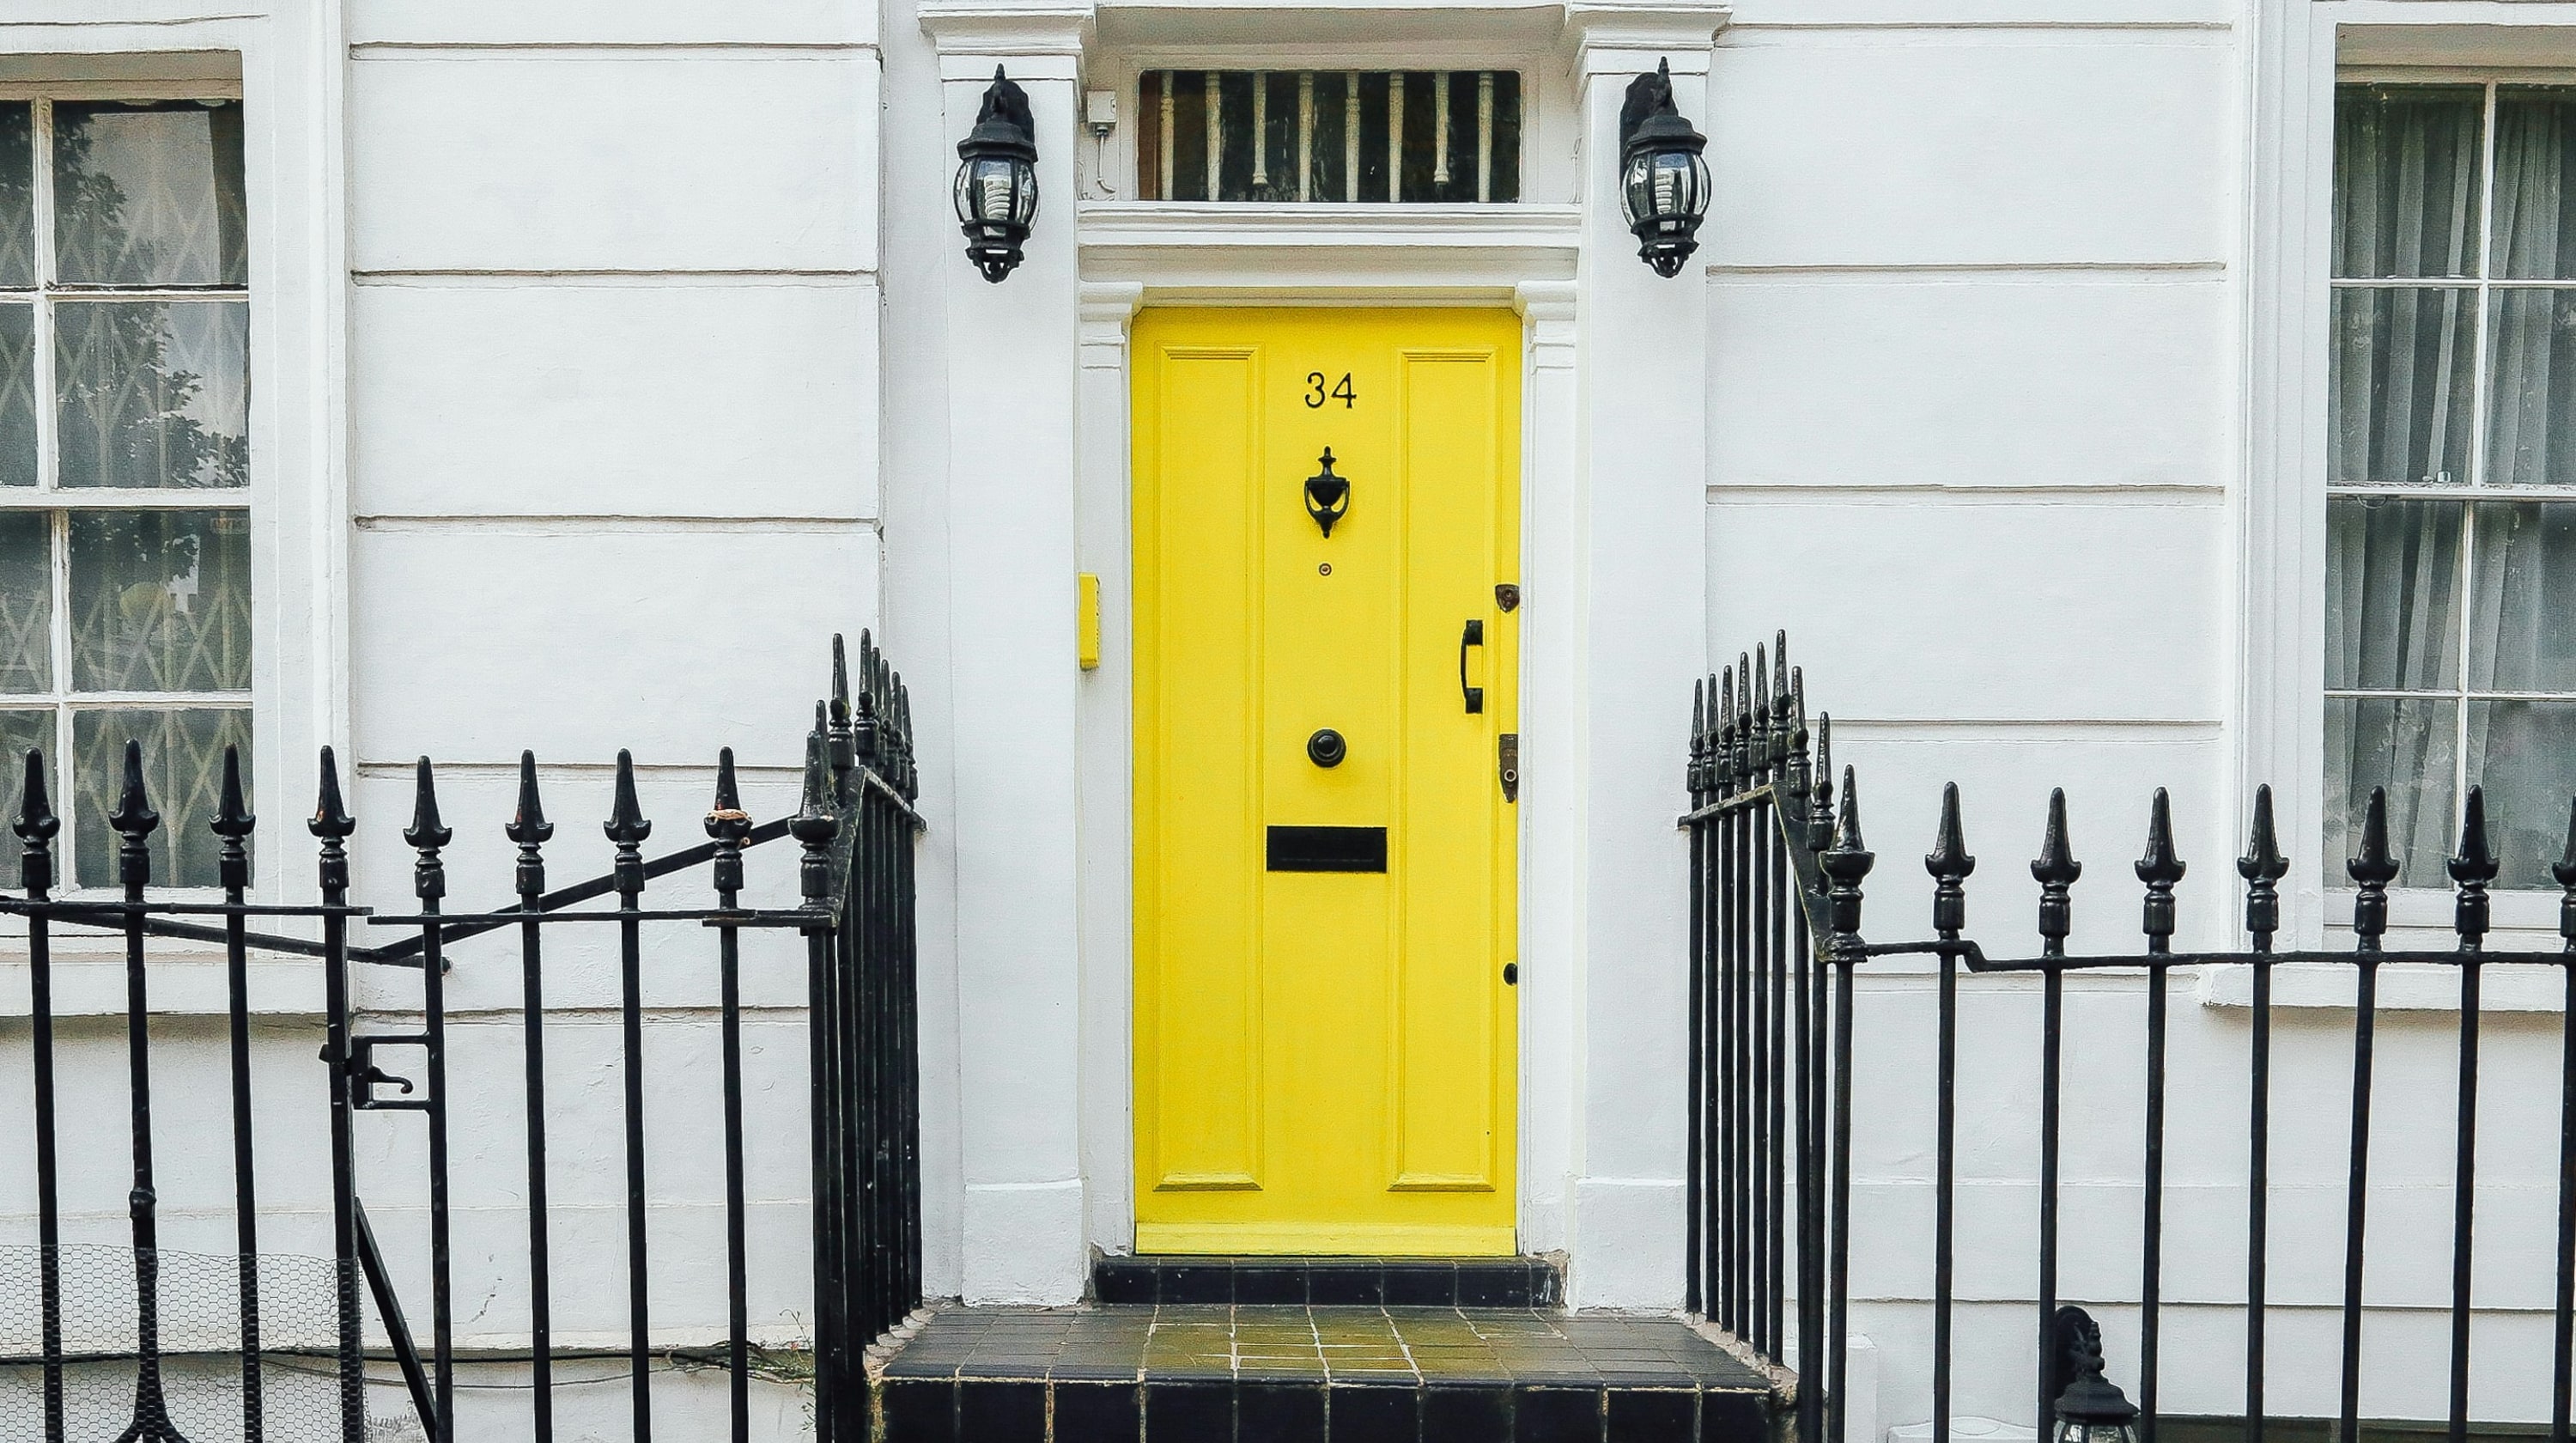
[0,95,249,887]
[1135,70,1522,204]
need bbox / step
[1091,1253,1564,1308]
[870,1302,1777,1442]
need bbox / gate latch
[325,1032,434,1112]
[1498,733,1519,803]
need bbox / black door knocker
[1305,449,1351,538]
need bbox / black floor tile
[1383,1263,1458,1306]
[1239,1381,1328,1443]
[879,1379,956,1443]
[958,1379,1047,1442]
[1146,1379,1237,1440]
[1517,1386,1605,1443]
[1606,1388,1698,1443]
[1458,1267,1534,1308]
[1697,1389,1770,1443]
[1097,1259,1158,1306]
[1308,1264,1387,1306]
[1054,1380,1143,1443]
[1236,1264,1311,1305]
[1163,1263,1236,1305]
[1422,1383,1513,1442]
[1327,1384,1419,1443]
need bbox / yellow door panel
[1133,308,1520,1255]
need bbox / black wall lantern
[1619,58,1710,277]
[2046,1307,2142,1443]
[954,66,1040,283]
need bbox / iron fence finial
[2239,784,2287,948]
[2136,788,2184,951]
[212,745,254,839]
[507,751,551,901]
[310,746,355,840]
[2348,786,2397,950]
[1927,782,1973,936]
[2451,785,2498,947]
[2034,788,2081,958]
[15,747,53,898]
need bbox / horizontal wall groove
[352,269,878,287]
[355,514,878,534]
[1709,482,2227,501]
[1707,260,2227,282]
[0,14,261,27]
[1816,716,2224,736]
[1727,19,2235,32]
[349,42,879,58]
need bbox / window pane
[0,303,33,488]
[2327,694,2458,889]
[0,103,34,289]
[2494,88,2576,280]
[2467,502,2576,691]
[2469,699,2576,888]
[0,510,49,694]
[53,100,247,287]
[70,706,247,888]
[56,299,249,489]
[2335,85,2485,279]
[68,509,250,692]
[0,708,49,826]
[2327,496,2464,691]
[2486,289,2576,486]
[2329,287,2476,485]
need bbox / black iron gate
[3,633,920,1443]
[1686,630,2576,1443]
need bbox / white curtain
[2330,86,2576,888]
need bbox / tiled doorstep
[871,1303,1777,1443]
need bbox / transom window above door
[1135,70,1522,203]
[2328,82,2576,891]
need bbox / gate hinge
[1498,733,1519,803]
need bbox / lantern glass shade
[955,153,1038,233]
[2054,1422,2140,1443]
[1621,148,1709,236]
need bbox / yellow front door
[1132,307,1520,1256]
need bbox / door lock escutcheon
[1307,728,1347,768]
[1499,733,1519,803]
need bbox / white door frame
[1070,215,1584,1264]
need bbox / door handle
[1458,620,1485,715]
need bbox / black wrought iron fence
[1685,630,2576,1443]
[2,633,922,1443]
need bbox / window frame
[0,85,254,894]
[2324,76,2576,904]
[1081,42,1581,209]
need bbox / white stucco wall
[0,0,2567,1436]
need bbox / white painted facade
[0,0,2568,1436]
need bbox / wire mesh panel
[0,1245,353,1442]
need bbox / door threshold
[1094,1252,1561,1307]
